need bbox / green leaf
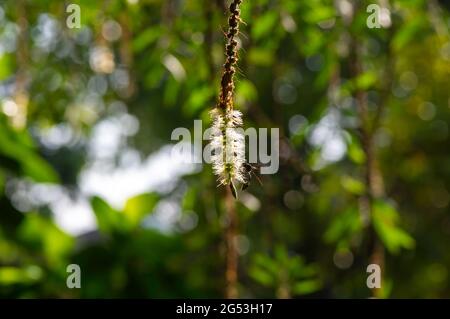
[90,196,122,234]
[300,28,324,56]
[293,264,318,278]
[274,245,290,265]
[347,137,366,164]
[393,18,426,51]
[123,193,159,228]
[248,48,274,66]
[22,155,59,183]
[341,175,365,195]
[132,27,163,53]
[163,76,180,107]
[0,122,59,183]
[353,71,377,90]
[303,5,335,24]
[0,54,13,81]
[253,254,279,276]
[185,86,214,115]
[182,187,196,211]
[324,206,362,243]
[19,213,73,266]
[372,200,415,254]
[292,279,321,295]
[0,266,43,285]
[236,80,258,103]
[144,65,165,88]
[249,266,274,287]
[252,12,278,41]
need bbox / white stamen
[209,108,247,186]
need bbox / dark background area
[0,0,449,298]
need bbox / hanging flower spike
[210,109,246,187]
[209,0,246,198]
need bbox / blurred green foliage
[0,0,449,298]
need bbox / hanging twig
[209,0,245,298]
[348,0,391,298]
[225,186,238,298]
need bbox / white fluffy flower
[210,108,246,186]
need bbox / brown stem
[225,186,238,298]
[365,10,396,298]
[118,13,136,98]
[218,0,243,111]
[348,1,386,298]
[212,0,244,298]
[13,0,29,129]
[351,44,385,298]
